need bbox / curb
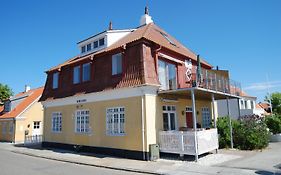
[11,150,166,175]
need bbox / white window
[52,112,62,132]
[9,122,13,134]
[158,59,177,90]
[106,107,125,136]
[99,38,105,46]
[82,63,91,82]
[244,100,248,109]
[86,43,91,51]
[33,121,40,129]
[53,72,59,89]
[112,53,122,75]
[73,66,81,84]
[162,105,177,131]
[2,122,6,134]
[93,41,98,48]
[202,107,211,128]
[81,46,86,53]
[75,110,90,133]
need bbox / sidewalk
[0,142,278,175]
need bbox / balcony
[188,68,241,96]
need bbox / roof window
[160,32,176,46]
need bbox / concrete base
[270,133,281,142]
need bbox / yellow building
[40,8,240,160]
[0,87,44,143]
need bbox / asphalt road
[0,148,148,175]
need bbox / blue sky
[0,0,280,101]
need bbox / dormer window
[52,72,59,89]
[99,38,105,46]
[81,46,86,53]
[93,41,98,48]
[86,43,91,51]
[4,101,11,112]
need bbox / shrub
[217,116,269,150]
[265,115,281,134]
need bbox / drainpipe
[141,89,146,160]
[226,97,234,149]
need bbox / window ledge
[106,133,126,137]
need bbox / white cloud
[244,80,281,91]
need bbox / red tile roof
[0,87,43,119]
[47,23,212,72]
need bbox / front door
[186,106,193,128]
[32,121,41,136]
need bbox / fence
[24,135,43,146]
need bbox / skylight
[160,32,176,46]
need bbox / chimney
[24,85,30,92]
[216,66,219,70]
[108,21,113,30]
[140,6,153,26]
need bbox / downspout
[141,90,146,160]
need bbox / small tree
[265,92,281,114]
[0,83,13,104]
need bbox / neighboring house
[0,86,44,143]
[40,7,240,160]
[215,89,259,119]
[256,102,271,116]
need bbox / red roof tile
[0,87,43,119]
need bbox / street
[0,148,147,175]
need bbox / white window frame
[52,112,62,133]
[52,72,59,89]
[106,107,125,136]
[112,53,122,75]
[202,107,211,128]
[158,59,177,90]
[33,121,40,129]
[162,105,177,131]
[82,63,91,82]
[73,66,81,84]
[75,110,90,134]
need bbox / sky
[0,0,280,102]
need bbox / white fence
[24,135,43,146]
[159,128,218,155]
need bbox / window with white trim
[106,107,125,136]
[112,53,122,75]
[52,72,59,89]
[202,107,211,128]
[33,121,40,129]
[52,112,62,132]
[162,105,177,131]
[75,110,90,133]
[73,66,81,84]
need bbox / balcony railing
[159,128,219,155]
[188,68,241,96]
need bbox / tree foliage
[0,83,13,103]
[265,92,281,114]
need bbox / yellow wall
[44,95,212,153]
[44,96,143,152]
[0,101,43,143]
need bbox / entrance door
[186,107,193,128]
[32,121,41,136]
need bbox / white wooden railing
[24,135,43,146]
[159,128,218,155]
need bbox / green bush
[217,116,269,150]
[265,115,281,134]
